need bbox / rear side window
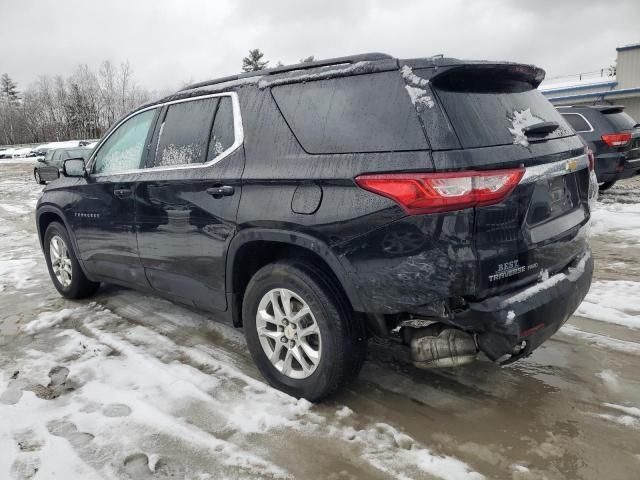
[604,111,637,131]
[561,113,592,133]
[272,71,428,153]
[153,98,217,167]
[426,69,574,149]
[208,96,234,158]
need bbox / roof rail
[180,52,393,91]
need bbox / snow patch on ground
[597,403,640,429]
[22,308,84,335]
[576,280,640,329]
[560,324,640,355]
[597,370,621,393]
[590,201,640,240]
[2,302,484,479]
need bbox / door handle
[113,188,132,199]
[206,185,235,197]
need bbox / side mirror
[62,158,87,177]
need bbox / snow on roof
[11,147,33,156]
[37,140,82,150]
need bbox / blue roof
[540,81,617,94]
[545,86,640,102]
[616,43,640,52]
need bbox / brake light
[601,133,632,147]
[587,149,595,172]
[355,168,524,215]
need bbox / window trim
[560,112,594,133]
[87,92,243,176]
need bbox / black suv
[36,53,596,401]
[558,105,640,190]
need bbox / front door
[69,107,159,286]
[135,93,243,311]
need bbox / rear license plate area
[527,174,579,225]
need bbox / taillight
[587,149,595,171]
[601,133,632,147]
[355,168,524,215]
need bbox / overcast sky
[1,0,639,92]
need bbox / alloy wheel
[50,235,72,288]
[256,288,322,379]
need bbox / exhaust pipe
[407,323,478,368]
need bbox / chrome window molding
[560,112,594,133]
[87,91,244,177]
[519,153,589,185]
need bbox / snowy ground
[1,163,639,480]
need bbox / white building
[540,42,640,121]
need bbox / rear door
[135,93,244,311]
[409,65,592,298]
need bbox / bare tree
[0,59,160,146]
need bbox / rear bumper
[451,250,593,361]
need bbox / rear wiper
[523,121,559,137]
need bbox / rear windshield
[271,71,428,153]
[604,111,637,131]
[424,69,574,149]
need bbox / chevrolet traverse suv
[36,53,596,401]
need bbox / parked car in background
[34,146,92,184]
[37,53,597,401]
[558,105,640,190]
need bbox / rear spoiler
[594,105,625,114]
[401,58,546,88]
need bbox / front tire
[243,260,367,401]
[44,222,100,299]
[34,169,44,185]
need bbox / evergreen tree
[242,49,269,72]
[0,73,20,103]
[299,56,315,63]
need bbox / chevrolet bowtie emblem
[565,159,578,172]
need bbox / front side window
[93,109,157,174]
[152,97,218,168]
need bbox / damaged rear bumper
[452,250,593,362]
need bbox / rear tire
[243,260,367,401]
[599,180,616,191]
[44,222,100,299]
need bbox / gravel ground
[1,161,639,480]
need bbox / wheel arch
[226,229,364,327]
[36,205,93,280]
